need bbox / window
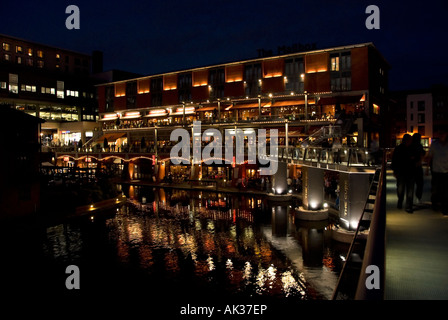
[37,60,44,68]
[373,103,380,115]
[410,113,414,121]
[331,77,351,91]
[27,48,33,56]
[4,53,10,61]
[284,57,304,93]
[56,81,64,99]
[66,90,79,97]
[418,114,425,123]
[418,101,425,111]
[330,52,351,91]
[37,50,43,58]
[0,82,6,89]
[16,46,23,53]
[2,43,10,51]
[331,56,339,71]
[26,58,33,66]
[243,64,261,97]
[42,87,56,95]
[16,56,22,64]
[21,85,36,92]
[56,53,60,60]
[8,73,18,94]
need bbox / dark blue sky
[1,0,447,90]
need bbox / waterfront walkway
[385,169,448,299]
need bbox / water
[0,187,348,303]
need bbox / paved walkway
[385,169,448,299]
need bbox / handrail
[331,165,380,300]
[354,151,387,300]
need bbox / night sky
[1,0,447,91]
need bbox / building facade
[57,42,390,186]
[388,85,448,147]
[0,33,101,147]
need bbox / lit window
[37,50,43,58]
[331,56,339,71]
[2,43,10,51]
[27,48,33,56]
[16,46,23,53]
[37,60,44,68]
[16,56,22,64]
[4,54,10,61]
[373,103,380,115]
[0,82,6,89]
[56,53,60,59]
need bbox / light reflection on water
[41,188,346,299]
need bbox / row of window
[2,42,44,58]
[0,80,93,98]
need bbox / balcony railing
[54,144,381,168]
[101,114,337,131]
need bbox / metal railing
[354,152,386,300]
[331,151,387,300]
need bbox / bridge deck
[385,169,448,299]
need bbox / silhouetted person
[391,134,415,213]
[412,133,426,203]
[427,127,448,215]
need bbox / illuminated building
[388,85,448,147]
[60,42,390,183]
[0,33,105,146]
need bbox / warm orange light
[263,73,283,78]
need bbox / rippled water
[29,187,347,300]
[0,187,349,303]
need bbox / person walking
[391,134,416,213]
[412,133,426,204]
[427,127,448,216]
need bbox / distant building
[0,33,102,146]
[0,107,44,219]
[388,85,448,147]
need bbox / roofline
[96,42,377,86]
[0,33,91,58]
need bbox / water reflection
[39,187,347,299]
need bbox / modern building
[0,33,102,147]
[388,85,448,147]
[56,42,390,187]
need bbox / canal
[0,186,350,304]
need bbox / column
[272,161,288,194]
[338,172,371,230]
[302,167,324,210]
[296,166,328,220]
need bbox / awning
[121,112,142,119]
[196,106,217,112]
[318,95,363,105]
[144,109,168,117]
[95,132,126,142]
[99,113,118,121]
[170,106,195,116]
[271,99,315,107]
[228,102,270,110]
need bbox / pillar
[338,172,371,230]
[302,167,324,210]
[272,161,288,194]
